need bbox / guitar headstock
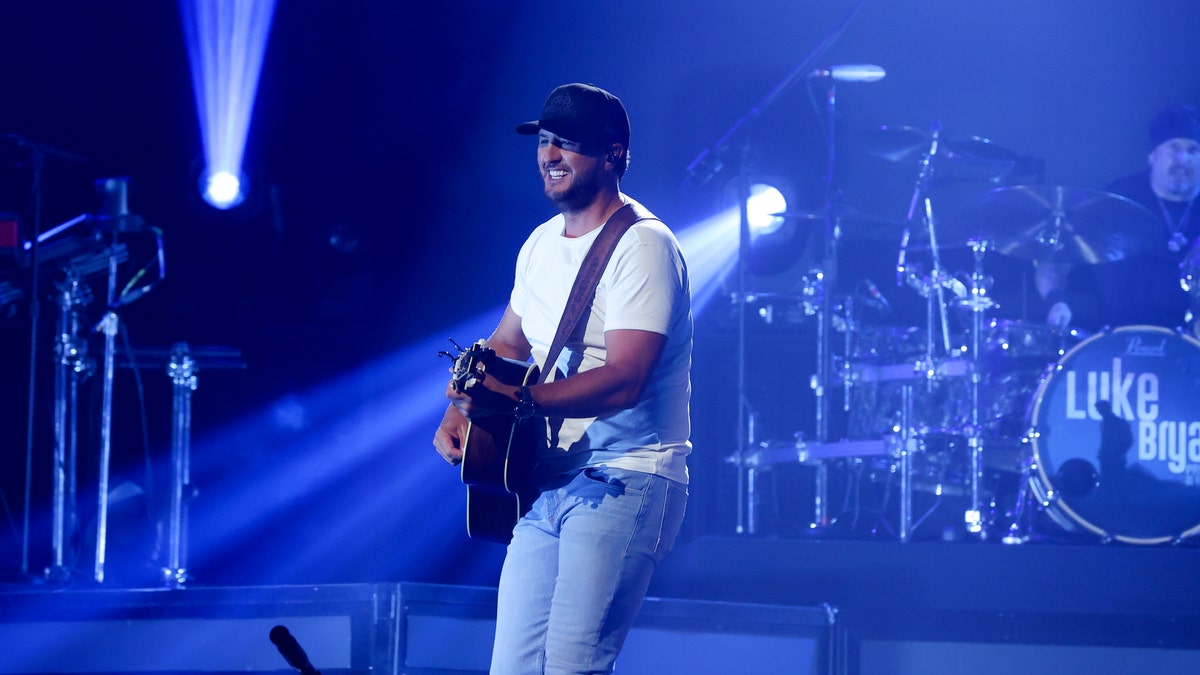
[444,339,495,393]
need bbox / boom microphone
[808,64,886,82]
[269,625,321,675]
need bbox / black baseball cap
[516,83,630,151]
[1149,104,1200,148]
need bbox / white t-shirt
[509,200,693,484]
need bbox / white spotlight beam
[179,0,278,202]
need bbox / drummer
[1037,104,1200,333]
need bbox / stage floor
[650,534,1200,673]
[1,536,1199,674]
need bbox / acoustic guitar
[448,340,543,542]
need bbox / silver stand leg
[963,238,996,539]
[163,343,197,587]
[965,435,984,536]
[733,148,752,536]
[1002,454,1035,544]
[94,309,118,583]
[812,460,828,529]
[47,273,92,582]
[899,384,914,542]
[93,226,126,584]
[745,466,758,536]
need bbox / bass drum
[1027,325,1200,544]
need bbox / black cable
[118,321,156,523]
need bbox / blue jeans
[490,466,688,675]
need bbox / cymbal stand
[47,270,94,582]
[894,131,953,541]
[962,238,997,537]
[921,198,954,358]
[898,125,953,364]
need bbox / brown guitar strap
[537,200,654,385]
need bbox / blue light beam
[676,182,788,316]
[172,206,777,585]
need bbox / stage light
[747,183,787,236]
[200,169,246,210]
[677,175,804,314]
[179,0,278,211]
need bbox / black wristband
[514,384,540,419]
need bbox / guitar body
[462,413,540,542]
[453,343,543,542]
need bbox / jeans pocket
[653,479,688,559]
[581,466,648,496]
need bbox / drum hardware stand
[164,344,198,587]
[893,142,970,540]
[46,270,95,582]
[40,217,128,584]
[115,343,245,585]
[805,76,853,534]
[961,237,997,538]
[898,383,915,541]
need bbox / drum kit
[741,123,1200,546]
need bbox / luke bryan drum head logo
[1028,325,1200,544]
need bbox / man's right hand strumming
[433,405,467,465]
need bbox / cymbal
[862,125,1018,180]
[938,185,1160,263]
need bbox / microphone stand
[815,80,839,443]
[90,178,164,583]
[679,3,866,536]
[10,134,88,580]
[93,226,121,583]
[21,144,46,580]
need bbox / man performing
[1040,103,1200,333]
[432,83,693,674]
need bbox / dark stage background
[1,1,1199,591]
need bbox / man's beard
[1163,165,1198,200]
[545,164,602,213]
